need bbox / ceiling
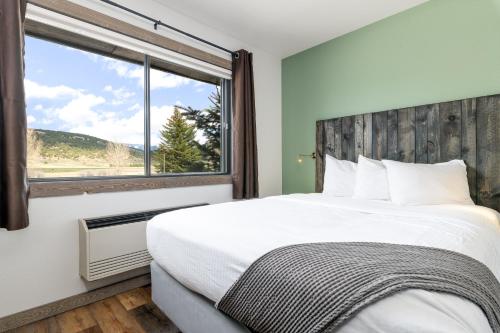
[154,0,428,58]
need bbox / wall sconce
[297,152,316,163]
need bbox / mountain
[128,143,145,150]
[31,129,143,161]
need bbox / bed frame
[315,93,500,211]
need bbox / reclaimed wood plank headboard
[315,94,500,211]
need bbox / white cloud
[149,69,191,90]
[24,68,197,146]
[103,85,136,105]
[70,108,145,144]
[50,94,174,145]
[30,93,197,145]
[114,88,135,105]
[101,58,190,90]
[175,100,183,106]
[103,112,116,119]
[24,79,80,99]
[82,52,99,62]
[64,47,100,62]
[41,117,54,125]
[55,94,105,127]
[24,80,107,129]
[128,103,142,112]
[27,115,36,124]
[26,87,104,129]
[194,81,207,92]
[103,58,131,77]
[37,106,56,125]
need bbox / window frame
[26,33,232,186]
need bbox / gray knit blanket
[217,242,500,333]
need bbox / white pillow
[353,155,390,200]
[323,155,357,197]
[382,159,473,206]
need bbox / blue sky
[25,35,218,146]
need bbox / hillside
[31,129,143,161]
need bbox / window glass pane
[25,35,145,178]
[150,60,223,174]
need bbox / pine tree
[178,88,221,171]
[153,107,202,173]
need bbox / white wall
[0,0,281,318]
[0,186,232,317]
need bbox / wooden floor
[7,287,181,333]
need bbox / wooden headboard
[315,94,500,211]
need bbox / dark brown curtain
[0,0,29,230]
[232,50,258,199]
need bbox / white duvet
[147,194,500,333]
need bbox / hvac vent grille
[89,249,152,280]
[85,203,208,229]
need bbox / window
[149,57,226,175]
[25,34,230,180]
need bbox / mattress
[147,194,500,333]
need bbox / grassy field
[28,160,144,178]
[28,129,145,178]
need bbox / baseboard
[0,273,151,332]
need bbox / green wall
[282,0,500,194]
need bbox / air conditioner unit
[79,204,207,281]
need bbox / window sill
[29,174,233,198]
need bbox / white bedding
[147,194,500,333]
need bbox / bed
[147,93,500,333]
[148,195,500,333]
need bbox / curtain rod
[99,0,238,58]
